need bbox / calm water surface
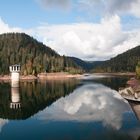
[0,75,140,140]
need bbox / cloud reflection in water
[0,119,8,133]
[37,83,132,130]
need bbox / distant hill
[0,33,83,75]
[69,57,103,72]
[1,33,139,74]
[92,45,140,72]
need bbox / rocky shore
[119,77,140,102]
[127,78,140,91]
[126,78,140,120]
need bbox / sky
[0,0,140,61]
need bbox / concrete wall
[11,72,20,82]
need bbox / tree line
[92,45,140,73]
[0,33,83,75]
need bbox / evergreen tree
[136,61,140,79]
[0,33,83,75]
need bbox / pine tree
[136,61,140,79]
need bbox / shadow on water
[0,79,80,120]
[82,76,130,91]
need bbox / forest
[0,33,83,75]
[0,33,140,75]
[92,45,140,73]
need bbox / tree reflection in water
[0,77,140,140]
[0,79,80,120]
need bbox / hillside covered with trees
[0,33,83,75]
[68,57,103,72]
[92,45,140,73]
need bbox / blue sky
[0,0,59,28]
[0,0,102,28]
[0,0,140,60]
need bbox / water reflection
[0,79,79,119]
[10,82,21,109]
[0,119,8,133]
[11,80,19,88]
[35,82,140,140]
[0,77,140,140]
[37,83,131,129]
[82,76,130,90]
[10,87,21,109]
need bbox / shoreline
[37,72,82,80]
[0,72,135,81]
[93,72,136,76]
[0,72,83,81]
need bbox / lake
[0,75,140,140]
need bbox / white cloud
[37,83,131,130]
[37,0,72,11]
[37,0,140,18]
[113,30,140,55]
[78,0,140,18]
[0,18,22,34]
[32,15,140,60]
[104,0,137,15]
[0,16,140,61]
[130,0,140,17]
